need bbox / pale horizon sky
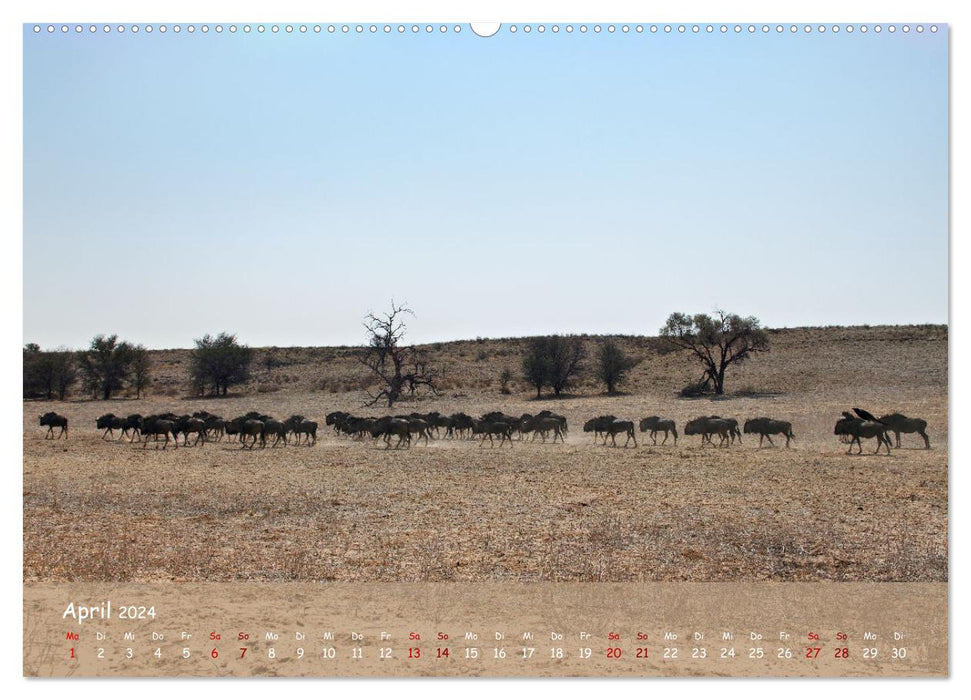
[23,24,948,350]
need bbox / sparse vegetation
[23,344,76,400]
[660,310,769,395]
[22,324,948,584]
[499,368,513,395]
[597,339,636,394]
[359,301,440,408]
[76,334,137,400]
[522,335,586,398]
[189,332,253,396]
[129,344,151,399]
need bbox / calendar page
[21,19,948,678]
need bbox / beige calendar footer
[24,582,946,677]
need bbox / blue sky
[23,24,948,349]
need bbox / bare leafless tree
[359,301,440,408]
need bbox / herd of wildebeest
[35,406,932,453]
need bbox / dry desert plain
[23,325,947,583]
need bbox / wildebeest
[638,416,678,445]
[709,416,742,444]
[284,415,317,446]
[141,415,177,449]
[326,411,350,432]
[583,415,617,442]
[39,412,68,439]
[535,410,567,435]
[879,413,931,449]
[425,412,453,439]
[239,419,265,449]
[121,414,143,442]
[96,413,124,440]
[521,415,565,443]
[261,419,288,448]
[449,413,475,439]
[684,416,733,447]
[294,419,318,446]
[473,420,513,447]
[603,419,637,447]
[405,418,433,446]
[834,411,892,455]
[174,415,207,446]
[371,417,412,449]
[743,417,795,447]
[284,414,306,441]
[201,416,225,442]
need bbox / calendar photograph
[22,21,948,677]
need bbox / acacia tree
[23,344,77,400]
[521,335,586,398]
[359,301,439,408]
[76,334,135,400]
[129,344,152,398]
[189,332,253,396]
[659,310,769,395]
[547,335,586,396]
[597,339,637,394]
[522,337,550,398]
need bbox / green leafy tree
[189,332,253,396]
[129,344,152,398]
[521,335,586,398]
[597,339,637,394]
[522,337,550,398]
[659,310,769,395]
[76,335,135,400]
[23,344,76,400]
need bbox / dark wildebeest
[224,416,245,442]
[535,410,568,436]
[121,414,143,442]
[141,415,177,449]
[39,412,69,439]
[481,412,521,433]
[239,419,265,449]
[372,417,411,449]
[202,416,225,442]
[449,413,475,439]
[638,416,678,445]
[603,419,637,447]
[95,413,124,440]
[295,419,318,446]
[521,415,566,443]
[411,412,446,439]
[348,417,377,440]
[326,411,351,433]
[583,415,617,443]
[684,417,732,447]
[174,415,206,446]
[743,418,795,447]
[285,415,316,445]
[879,413,931,449]
[473,419,513,447]
[428,413,454,438]
[406,418,433,446]
[261,419,288,448]
[708,416,742,444]
[834,411,892,455]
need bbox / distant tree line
[23,331,256,400]
[189,332,253,396]
[23,307,769,402]
[24,335,151,400]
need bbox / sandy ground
[23,325,947,584]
